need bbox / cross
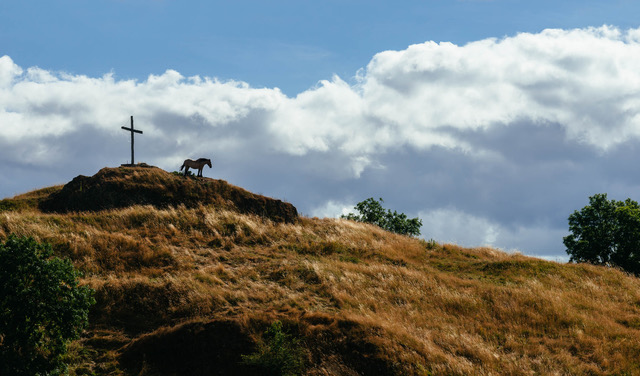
[121,116,143,165]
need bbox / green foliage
[0,235,95,376]
[241,321,305,376]
[342,197,423,236]
[0,199,21,212]
[564,193,640,275]
[0,186,64,213]
[423,238,439,250]
[172,170,195,177]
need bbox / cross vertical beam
[121,116,143,165]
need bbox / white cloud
[310,200,354,219]
[3,26,640,161]
[360,26,640,150]
[419,207,568,254]
[0,56,22,87]
[419,208,500,247]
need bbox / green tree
[564,193,640,275]
[0,235,95,376]
[342,197,423,236]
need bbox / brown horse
[180,158,212,177]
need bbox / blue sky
[3,0,640,260]
[2,0,639,95]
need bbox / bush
[0,235,95,376]
[172,170,195,177]
[241,321,305,376]
[564,193,640,275]
[342,197,422,236]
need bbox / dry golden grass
[2,190,640,375]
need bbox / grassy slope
[1,173,640,375]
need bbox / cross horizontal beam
[121,126,143,134]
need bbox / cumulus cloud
[361,26,640,150]
[3,25,640,257]
[310,200,354,219]
[0,56,22,87]
[418,207,569,255]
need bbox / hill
[1,166,639,375]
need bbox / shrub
[0,235,95,376]
[342,197,422,236]
[424,238,439,250]
[172,170,195,177]
[241,321,305,376]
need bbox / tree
[563,193,640,275]
[342,197,423,237]
[0,235,95,376]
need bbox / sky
[3,0,640,260]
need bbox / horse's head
[206,159,212,168]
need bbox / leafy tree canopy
[564,193,640,275]
[0,235,95,376]
[342,197,422,237]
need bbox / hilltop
[1,166,639,375]
[37,164,298,223]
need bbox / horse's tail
[180,163,185,171]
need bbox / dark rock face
[39,165,298,223]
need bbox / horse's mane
[195,158,210,162]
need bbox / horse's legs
[184,167,190,177]
[197,168,203,177]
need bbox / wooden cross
[121,116,143,165]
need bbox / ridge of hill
[1,170,640,375]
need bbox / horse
[180,158,212,177]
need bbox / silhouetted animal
[180,158,212,177]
